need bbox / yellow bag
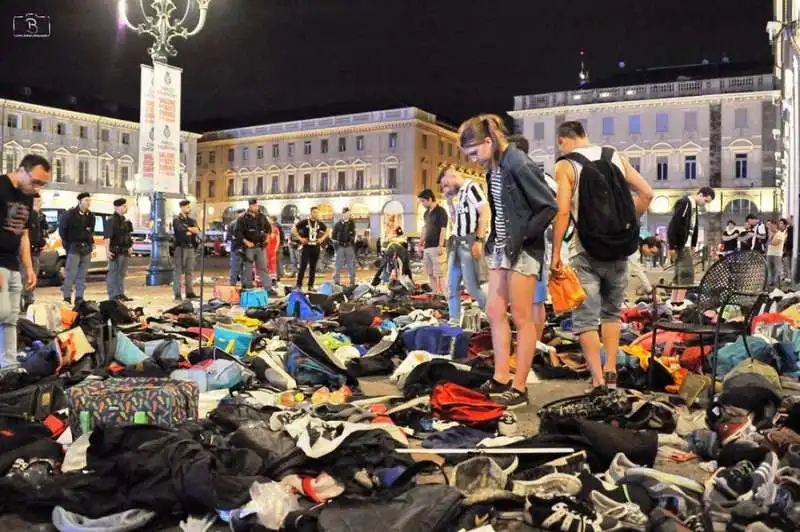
[547,265,586,315]
[234,315,262,328]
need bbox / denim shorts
[487,244,541,278]
[571,252,628,334]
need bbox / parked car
[39,208,113,285]
[131,231,152,256]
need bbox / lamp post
[118,0,211,286]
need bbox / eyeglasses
[25,169,48,188]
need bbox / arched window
[724,198,759,218]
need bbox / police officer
[227,209,245,285]
[59,192,95,305]
[172,199,200,301]
[105,198,134,302]
[21,193,48,312]
[235,198,271,289]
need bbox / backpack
[402,325,471,359]
[430,382,505,424]
[286,291,325,321]
[558,147,639,261]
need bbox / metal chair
[648,251,768,399]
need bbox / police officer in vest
[105,198,134,302]
[59,192,96,306]
[234,198,271,289]
[172,199,201,301]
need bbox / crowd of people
[6,118,791,393]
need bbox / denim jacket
[485,145,557,264]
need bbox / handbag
[547,265,586,315]
[213,285,240,305]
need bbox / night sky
[0,0,774,130]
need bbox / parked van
[38,208,112,285]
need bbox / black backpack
[558,147,639,261]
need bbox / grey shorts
[673,247,695,285]
[571,252,628,334]
[423,247,444,278]
[487,245,541,278]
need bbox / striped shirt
[452,179,488,237]
[489,168,506,245]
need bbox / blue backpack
[402,325,471,359]
[286,346,347,388]
[286,291,325,321]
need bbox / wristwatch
[475,236,485,243]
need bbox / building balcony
[513,74,776,111]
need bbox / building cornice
[198,120,415,147]
[198,118,458,148]
[508,90,780,117]
[0,98,202,139]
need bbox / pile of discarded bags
[0,279,798,531]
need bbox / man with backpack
[667,187,715,306]
[332,207,357,287]
[550,121,654,393]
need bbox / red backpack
[430,382,505,424]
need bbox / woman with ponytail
[458,114,557,408]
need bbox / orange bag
[213,284,240,305]
[60,307,78,329]
[547,265,586,315]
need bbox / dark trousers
[297,245,320,289]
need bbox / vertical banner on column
[137,64,155,193]
[153,61,182,194]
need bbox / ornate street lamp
[118,0,211,286]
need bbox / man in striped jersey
[438,165,489,323]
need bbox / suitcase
[67,377,199,437]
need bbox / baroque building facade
[510,64,780,246]
[0,87,200,228]
[196,107,480,235]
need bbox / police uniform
[105,198,134,301]
[234,199,272,289]
[59,192,96,304]
[173,201,200,300]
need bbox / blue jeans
[0,268,22,364]
[334,245,356,286]
[229,250,243,285]
[447,239,487,322]
[62,252,91,301]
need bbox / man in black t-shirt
[292,206,329,291]
[417,189,448,294]
[332,208,357,287]
[0,154,50,363]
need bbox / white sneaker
[590,490,649,530]
[602,452,640,484]
[512,472,582,497]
